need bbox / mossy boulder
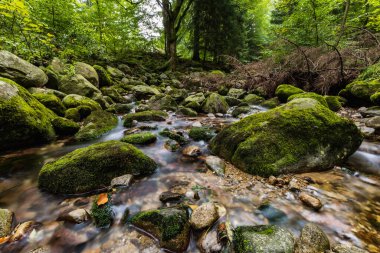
[29,87,67,99]
[0,50,48,88]
[370,92,380,105]
[189,127,215,141]
[184,101,202,112]
[225,96,242,106]
[123,110,168,127]
[167,88,188,102]
[160,129,188,145]
[74,62,99,87]
[232,106,251,117]
[260,97,280,109]
[288,92,329,108]
[106,66,125,80]
[148,94,178,111]
[202,93,229,114]
[209,98,363,176]
[52,117,80,136]
[227,88,246,99]
[275,84,304,102]
[64,105,92,122]
[107,103,133,114]
[340,79,380,105]
[132,85,161,100]
[325,96,344,112]
[75,110,118,141]
[94,65,113,87]
[101,87,126,103]
[58,74,101,98]
[184,93,206,105]
[0,78,56,151]
[121,132,157,145]
[32,93,66,116]
[233,225,295,253]
[62,94,101,111]
[130,206,190,252]
[177,106,198,117]
[244,94,265,105]
[38,140,157,194]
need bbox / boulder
[130,206,190,252]
[189,127,215,141]
[94,65,113,87]
[371,91,380,105]
[234,225,295,253]
[52,117,80,136]
[232,106,251,117]
[74,62,99,87]
[160,129,188,146]
[38,140,157,194]
[275,84,304,102]
[184,93,206,105]
[0,78,56,151]
[340,79,380,105]
[101,87,126,103]
[325,96,344,112]
[132,85,160,100]
[123,110,168,127]
[167,88,188,102]
[209,98,362,176]
[244,94,265,105]
[58,74,101,98]
[202,93,229,114]
[295,223,330,253]
[288,92,328,108]
[190,203,219,230]
[225,96,242,106]
[0,50,48,87]
[106,66,125,80]
[29,87,67,99]
[365,116,380,132]
[260,97,281,109]
[148,94,178,111]
[227,88,246,99]
[32,93,66,116]
[62,94,101,110]
[177,106,198,117]
[121,132,157,145]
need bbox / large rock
[148,94,178,111]
[184,93,205,105]
[0,78,56,151]
[202,93,229,114]
[38,140,157,194]
[275,84,304,102]
[227,88,246,99]
[295,223,330,253]
[32,93,66,116]
[190,203,219,230]
[132,85,160,100]
[58,74,101,98]
[130,206,190,252]
[74,62,99,87]
[288,92,329,108]
[233,225,295,253]
[339,79,380,105]
[0,50,48,87]
[123,110,168,127]
[62,94,101,111]
[209,98,363,176]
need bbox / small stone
[192,122,202,127]
[205,156,225,176]
[332,244,369,253]
[207,113,216,118]
[299,192,323,211]
[295,223,330,253]
[365,116,380,131]
[182,145,201,157]
[9,221,34,242]
[159,191,183,203]
[215,113,224,117]
[111,174,133,188]
[0,208,13,237]
[59,209,90,224]
[268,176,277,185]
[360,126,375,137]
[289,178,302,191]
[190,203,219,230]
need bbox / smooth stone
[182,145,202,157]
[289,178,302,191]
[59,209,90,224]
[299,192,323,211]
[111,174,133,188]
[295,223,330,253]
[332,244,369,253]
[190,203,219,230]
[365,116,380,130]
[9,221,34,242]
[205,156,226,176]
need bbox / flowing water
[0,107,379,253]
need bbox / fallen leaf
[189,205,198,211]
[0,236,9,244]
[97,193,108,206]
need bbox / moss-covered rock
[0,78,56,151]
[288,92,329,108]
[325,96,344,112]
[58,74,101,98]
[38,140,157,194]
[32,93,66,116]
[132,85,161,100]
[167,88,188,102]
[209,98,363,176]
[91,194,113,228]
[233,225,295,253]
[243,94,265,105]
[202,93,229,114]
[370,92,380,105]
[62,94,101,111]
[227,88,246,99]
[184,93,206,105]
[225,96,242,106]
[52,117,80,136]
[189,127,215,141]
[101,86,126,103]
[340,78,380,105]
[94,65,113,87]
[177,106,198,117]
[106,66,125,80]
[74,62,99,87]
[64,108,81,122]
[107,103,133,114]
[130,206,190,252]
[123,110,168,127]
[121,132,157,145]
[29,87,67,99]
[75,110,118,141]
[232,106,251,118]
[184,101,202,112]
[260,97,280,109]
[160,129,188,145]
[275,84,304,102]
[148,94,178,111]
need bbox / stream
[0,107,379,253]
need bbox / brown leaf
[0,236,9,244]
[97,193,108,206]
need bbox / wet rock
[132,85,160,100]
[205,156,226,176]
[339,76,380,105]
[123,110,168,127]
[295,223,330,253]
[160,129,188,145]
[359,106,380,117]
[59,74,101,98]
[52,117,80,136]
[299,192,323,211]
[260,97,281,109]
[94,65,113,87]
[198,228,224,253]
[111,174,133,188]
[190,203,219,230]
[225,96,242,106]
[289,178,302,191]
[365,116,380,132]
[202,93,229,114]
[0,50,48,88]
[101,86,127,103]
[130,206,190,252]
[257,204,287,225]
[182,145,201,157]
[244,94,265,105]
[164,140,180,152]
[360,126,375,138]
[177,106,198,117]
[159,191,183,203]
[189,127,215,141]
[233,225,295,253]
[59,209,90,224]
[209,98,363,177]
[288,92,329,108]
[121,132,157,145]
[332,244,369,253]
[38,140,157,194]
[0,208,13,237]
[232,106,251,117]
[9,221,34,242]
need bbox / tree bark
[192,0,200,61]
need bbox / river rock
[111,174,133,188]
[0,209,13,237]
[332,244,369,253]
[32,92,66,116]
[189,127,215,141]
[234,225,295,253]
[275,84,304,102]
[159,191,183,203]
[38,140,157,194]
[130,206,190,252]
[132,85,160,100]
[59,209,90,224]
[74,62,99,87]
[202,93,229,114]
[58,74,101,98]
[244,94,265,105]
[184,93,206,105]
[209,98,363,176]
[365,116,380,132]
[339,78,380,105]
[165,140,180,152]
[190,203,219,230]
[121,132,157,145]
[288,92,329,108]
[9,221,34,242]
[0,78,56,151]
[227,88,246,99]
[148,94,178,111]
[299,192,323,211]
[62,94,101,110]
[295,223,330,253]
[182,145,201,157]
[0,50,48,88]
[52,117,80,136]
[123,110,168,127]
[359,106,380,117]
[205,156,226,176]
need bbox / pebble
[111,174,133,188]
[190,202,219,230]
[182,145,201,157]
[299,192,323,211]
[59,209,90,224]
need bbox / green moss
[341,79,380,105]
[148,94,178,111]
[209,98,363,177]
[91,194,113,228]
[62,94,101,111]
[184,101,202,112]
[64,108,80,122]
[260,97,280,109]
[275,84,304,102]
[121,132,157,145]
[210,70,225,77]
[33,93,66,116]
[288,92,329,108]
[159,129,188,146]
[244,94,265,105]
[75,110,118,141]
[184,93,205,105]
[167,88,188,102]
[232,106,251,117]
[101,87,126,103]
[38,140,157,194]
[189,127,215,141]
[356,63,380,81]
[325,96,343,112]
[52,117,80,136]
[202,93,229,114]
[371,92,380,105]
[227,88,246,99]
[177,106,198,117]
[0,78,56,151]
[225,96,242,106]
[123,110,168,127]
[94,65,113,87]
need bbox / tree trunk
[192,0,200,61]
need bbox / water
[0,109,379,253]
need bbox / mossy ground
[121,132,157,145]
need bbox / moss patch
[202,93,229,114]
[94,65,113,87]
[52,117,80,136]
[91,194,113,228]
[325,96,343,112]
[121,132,157,145]
[33,93,66,116]
[62,94,101,111]
[288,92,328,108]
[160,129,188,146]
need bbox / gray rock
[190,203,219,230]
[59,74,101,98]
[227,88,246,99]
[59,209,90,224]
[205,156,226,176]
[111,174,133,188]
[332,244,369,253]
[295,223,330,253]
[365,116,380,131]
[75,62,99,87]
[0,50,48,88]
[0,208,13,237]
[159,191,183,203]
